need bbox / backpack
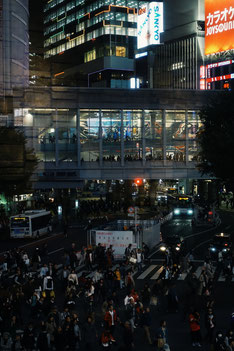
[47,277,53,289]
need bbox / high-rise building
[0,0,29,97]
[29,0,50,86]
[136,0,205,89]
[43,0,140,87]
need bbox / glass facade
[43,0,138,59]
[18,107,202,167]
[165,110,186,162]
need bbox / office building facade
[43,0,141,87]
[0,0,29,97]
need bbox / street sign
[128,206,135,214]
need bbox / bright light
[160,245,167,252]
[187,209,193,215]
[174,209,180,215]
[210,247,216,252]
[175,246,180,251]
[220,233,224,236]
[222,248,227,252]
[58,206,62,215]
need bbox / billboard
[137,2,164,49]
[205,0,234,55]
[95,230,136,258]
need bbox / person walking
[122,321,134,351]
[104,305,118,335]
[156,320,169,351]
[189,310,202,347]
[125,271,135,294]
[136,249,143,272]
[141,307,152,345]
[205,308,216,344]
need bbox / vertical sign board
[95,230,135,258]
[137,2,164,49]
[205,0,234,55]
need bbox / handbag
[157,338,165,349]
[129,257,137,264]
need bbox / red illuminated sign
[206,74,232,83]
[205,0,234,55]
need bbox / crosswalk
[134,263,234,283]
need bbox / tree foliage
[0,127,38,196]
[197,90,234,186]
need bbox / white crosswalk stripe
[137,265,157,279]
[194,266,203,278]
[150,266,164,280]
[136,263,234,283]
[178,272,188,281]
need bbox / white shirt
[109,310,114,325]
[137,253,142,263]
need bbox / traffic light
[134,178,143,186]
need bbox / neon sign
[137,2,164,49]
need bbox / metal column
[120,109,124,167]
[162,109,166,165]
[142,109,146,166]
[99,109,103,167]
[77,108,81,167]
[55,108,59,167]
[185,110,189,165]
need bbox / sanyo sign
[137,2,164,49]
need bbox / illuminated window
[84,49,96,62]
[116,46,126,57]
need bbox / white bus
[10,210,52,238]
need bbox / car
[209,233,232,257]
[160,235,185,254]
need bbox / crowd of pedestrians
[0,236,233,351]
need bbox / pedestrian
[0,332,13,351]
[141,307,152,345]
[37,323,49,351]
[188,310,202,347]
[83,316,98,351]
[122,321,134,351]
[22,323,36,351]
[167,283,179,312]
[125,271,135,294]
[104,304,118,335]
[205,308,216,344]
[100,329,115,350]
[54,326,65,351]
[43,272,54,299]
[156,320,169,351]
[125,244,132,262]
[136,249,143,272]
[125,298,136,332]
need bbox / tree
[197,89,234,190]
[0,127,38,197]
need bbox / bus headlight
[174,209,180,215]
[187,209,193,215]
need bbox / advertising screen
[205,0,234,55]
[137,2,163,49]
